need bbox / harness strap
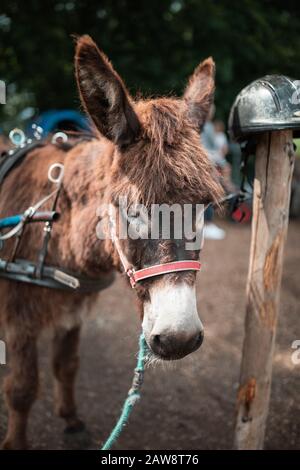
[0,141,45,186]
[0,187,60,241]
[0,258,115,293]
[35,183,62,279]
[0,211,59,229]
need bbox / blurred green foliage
[0,0,300,128]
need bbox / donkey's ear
[183,57,215,131]
[75,35,141,147]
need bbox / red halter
[126,260,201,288]
[109,213,201,288]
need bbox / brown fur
[0,35,223,449]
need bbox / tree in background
[0,0,300,130]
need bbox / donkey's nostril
[195,330,204,349]
[149,333,166,355]
[152,334,161,348]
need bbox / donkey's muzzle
[149,329,204,360]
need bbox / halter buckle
[126,268,137,288]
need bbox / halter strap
[126,260,201,288]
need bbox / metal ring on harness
[9,128,26,147]
[51,132,68,144]
[48,163,64,184]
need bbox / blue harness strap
[0,215,21,229]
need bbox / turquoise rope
[101,333,147,451]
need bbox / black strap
[0,141,45,186]
[0,258,115,293]
[35,183,62,279]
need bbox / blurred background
[1,0,300,129]
[0,0,299,450]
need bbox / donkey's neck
[60,139,116,277]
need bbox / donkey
[0,35,223,449]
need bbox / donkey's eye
[126,207,149,239]
[127,206,149,225]
[127,213,144,226]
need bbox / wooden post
[234,130,295,449]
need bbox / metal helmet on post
[228,75,300,142]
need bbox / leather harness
[0,138,114,293]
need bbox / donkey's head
[75,36,223,360]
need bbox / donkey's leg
[52,325,84,433]
[2,330,38,449]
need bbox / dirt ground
[0,219,299,450]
